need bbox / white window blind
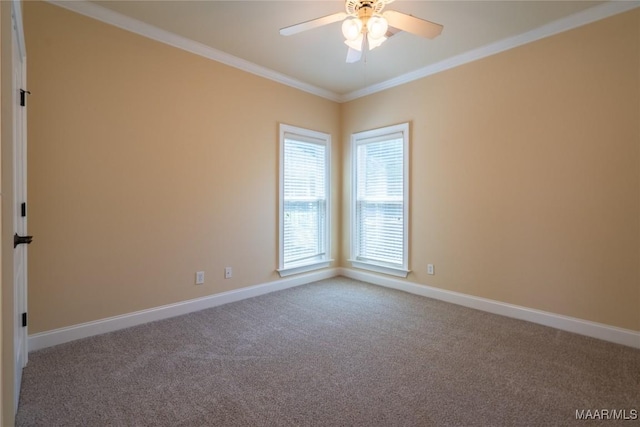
[351,124,409,277]
[279,125,331,276]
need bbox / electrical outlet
[195,271,205,285]
[427,264,435,275]
[224,267,232,279]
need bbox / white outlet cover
[196,271,205,284]
[427,264,435,275]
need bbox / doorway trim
[10,0,27,413]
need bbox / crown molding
[47,0,640,104]
[339,0,640,102]
[46,0,342,102]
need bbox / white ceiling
[55,1,635,101]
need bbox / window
[350,123,409,277]
[278,124,331,277]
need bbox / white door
[11,1,28,410]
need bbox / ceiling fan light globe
[342,18,363,41]
[367,15,388,39]
[367,34,387,50]
[344,34,364,51]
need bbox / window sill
[277,259,333,278]
[348,260,410,278]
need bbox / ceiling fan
[280,0,443,63]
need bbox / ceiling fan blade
[346,47,362,63]
[382,10,443,39]
[280,12,347,36]
[386,26,401,39]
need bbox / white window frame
[350,122,410,278]
[278,124,332,277]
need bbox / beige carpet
[16,277,640,426]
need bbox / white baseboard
[338,268,640,349]
[28,268,339,352]
[30,267,640,352]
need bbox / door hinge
[20,89,31,107]
[22,312,27,328]
[21,202,26,217]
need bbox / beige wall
[23,0,639,348]
[24,2,341,333]
[342,9,640,331]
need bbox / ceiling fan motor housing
[346,0,386,34]
[346,0,385,18]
